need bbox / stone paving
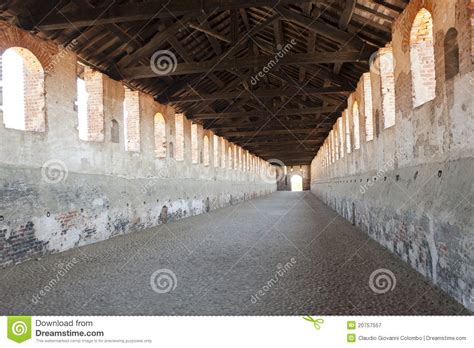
[0,192,469,315]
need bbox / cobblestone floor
[0,192,469,315]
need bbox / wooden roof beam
[167,86,350,103]
[193,106,337,119]
[124,49,374,78]
[35,0,306,30]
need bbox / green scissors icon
[303,316,324,330]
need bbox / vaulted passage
[0,0,473,316]
[0,192,467,315]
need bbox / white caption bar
[0,316,472,347]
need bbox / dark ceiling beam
[167,86,350,103]
[241,139,322,146]
[199,19,223,55]
[249,35,355,88]
[221,128,327,137]
[298,3,316,85]
[333,0,356,74]
[356,3,395,21]
[253,150,316,156]
[373,0,404,13]
[233,137,324,145]
[193,106,337,119]
[156,13,280,102]
[118,13,199,67]
[246,147,319,153]
[35,0,306,30]
[208,119,333,130]
[129,12,280,78]
[276,6,367,50]
[189,21,230,44]
[230,9,239,44]
[272,161,313,165]
[338,0,356,29]
[124,49,374,78]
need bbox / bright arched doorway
[291,175,303,192]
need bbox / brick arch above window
[400,0,436,54]
[0,21,59,71]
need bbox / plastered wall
[0,22,276,266]
[311,0,474,311]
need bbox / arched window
[76,77,87,139]
[213,135,219,167]
[221,138,226,168]
[236,147,241,170]
[203,135,210,166]
[344,110,351,153]
[1,47,45,131]
[324,141,328,166]
[352,101,360,150]
[329,130,336,163]
[363,73,374,141]
[235,147,239,170]
[337,117,344,159]
[124,88,140,152]
[444,28,459,81]
[410,8,436,107]
[175,113,184,161]
[379,48,396,128]
[228,146,233,169]
[76,65,104,141]
[111,119,119,143]
[154,112,166,158]
[191,123,199,164]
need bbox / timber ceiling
[1,0,408,165]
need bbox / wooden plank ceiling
[1,0,408,166]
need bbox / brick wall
[363,73,374,141]
[221,138,226,168]
[191,123,198,164]
[213,135,219,167]
[471,0,474,63]
[379,47,396,128]
[124,88,140,152]
[343,110,351,153]
[0,20,276,269]
[203,135,210,166]
[175,113,184,161]
[84,67,104,142]
[154,112,166,158]
[310,0,474,311]
[1,47,45,131]
[410,8,436,107]
[22,48,46,132]
[352,101,360,149]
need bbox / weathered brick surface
[410,8,436,107]
[175,113,184,161]
[0,20,275,268]
[83,67,104,142]
[311,0,474,311]
[124,88,140,152]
